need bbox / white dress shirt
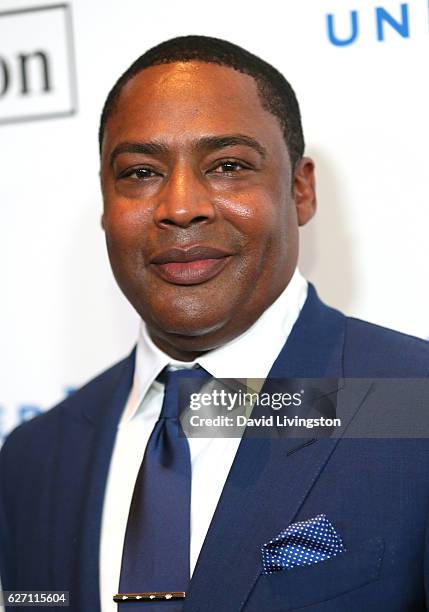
[99,269,308,612]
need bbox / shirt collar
[122,268,308,423]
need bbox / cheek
[103,197,151,251]
[103,217,148,288]
[219,187,290,256]
[228,189,296,292]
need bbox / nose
[153,164,216,228]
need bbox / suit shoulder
[344,317,429,376]
[0,351,134,458]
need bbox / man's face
[100,61,315,359]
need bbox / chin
[141,307,235,355]
[154,311,227,339]
[144,290,229,331]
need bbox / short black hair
[98,35,305,169]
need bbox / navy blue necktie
[117,368,193,610]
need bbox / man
[1,35,429,612]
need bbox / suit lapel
[184,286,370,611]
[50,350,135,612]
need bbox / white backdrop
[1,0,428,440]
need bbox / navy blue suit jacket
[1,285,429,611]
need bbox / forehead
[102,61,287,159]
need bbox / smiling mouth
[150,245,233,285]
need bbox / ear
[293,156,317,227]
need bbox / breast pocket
[244,537,384,612]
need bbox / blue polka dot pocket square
[261,514,346,575]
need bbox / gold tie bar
[113,591,186,603]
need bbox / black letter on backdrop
[18,50,52,95]
[0,57,10,96]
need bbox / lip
[150,245,233,285]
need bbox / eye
[209,160,249,175]
[119,167,158,180]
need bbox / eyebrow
[195,134,267,159]
[109,141,169,166]
[109,133,267,166]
